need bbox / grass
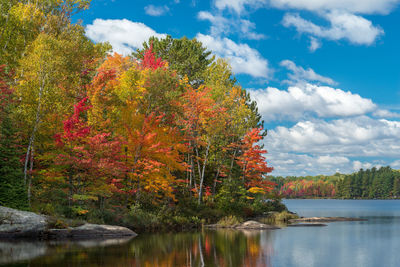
[260,211,299,225]
[217,215,242,227]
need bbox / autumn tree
[134,35,213,86]
[236,128,274,194]
[40,97,125,216]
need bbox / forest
[272,166,400,199]
[0,0,281,231]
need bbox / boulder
[47,224,137,239]
[0,206,47,238]
[205,220,280,230]
[0,206,137,240]
[290,217,367,223]
[235,221,280,230]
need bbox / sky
[75,0,400,176]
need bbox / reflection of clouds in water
[271,200,400,267]
[292,247,315,267]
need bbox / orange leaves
[236,127,274,194]
[122,108,186,199]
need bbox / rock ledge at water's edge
[290,217,367,223]
[0,206,137,239]
[205,220,280,230]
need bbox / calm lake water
[1,199,399,267]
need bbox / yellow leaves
[248,187,266,195]
[117,67,147,102]
[10,2,45,27]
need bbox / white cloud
[373,109,400,118]
[213,0,398,49]
[266,116,400,157]
[309,37,322,52]
[85,19,166,55]
[267,152,360,176]
[352,161,374,171]
[249,83,376,120]
[391,160,400,169]
[144,5,170,16]
[270,0,400,14]
[317,155,350,165]
[282,11,384,46]
[198,11,266,40]
[280,60,336,85]
[214,0,267,14]
[264,116,400,175]
[196,33,272,78]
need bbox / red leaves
[52,96,126,200]
[0,65,13,123]
[279,179,336,198]
[56,97,91,145]
[236,127,274,193]
[140,44,166,70]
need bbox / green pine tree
[0,110,28,210]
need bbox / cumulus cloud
[215,0,400,16]
[373,109,400,118]
[196,33,272,78]
[263,116,400,175]
[249,83,376,120]
[198,11,266,40]
[213,0,397,49]
[265,116,400,157]
[144,5,170,16]
[268,151,380,176]
[85,19,166,55]
[280,60,336,85]
[214,0,267,14]
[352,161,374,171]
[270,0,400,14]
[391,160,400,168]
[282,11,384,46]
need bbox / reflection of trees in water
[23,230,274,266]
[128,230,274,267]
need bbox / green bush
[217,215,242,226]
[215,180,248,216]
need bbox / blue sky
[76,0,400,176]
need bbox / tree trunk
[198,143,210,204]
[24,76,45,186]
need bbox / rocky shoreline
[205,220,280,230]
[290,217,368,223]
[0,206,136,240]
[205,216,367,230]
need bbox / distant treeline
[271,166,400,199]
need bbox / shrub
[217,215,242,226]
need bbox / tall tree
[134,35,213,87]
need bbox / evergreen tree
[0,109,28,209]
[134,35,213,87]
[393,178,400,198]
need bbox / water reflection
[2,200,400,267]
[0,230,274,267]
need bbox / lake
[1,199,399,266]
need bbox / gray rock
[0,206,137,240]
[235,220,280,230]
[47,224,137,239]
[205,220,280,230]
[0,206,47,238]
[290,217,367,223]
